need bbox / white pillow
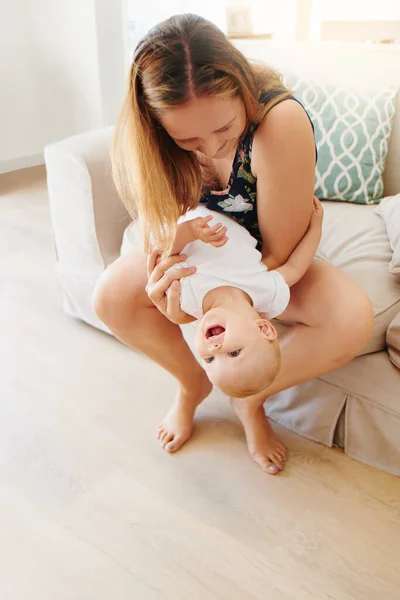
[376,194,400,274]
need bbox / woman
[93,14,373,474]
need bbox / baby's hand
[189,216,228,247]
[310,196,324,229]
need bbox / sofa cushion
[319,201,400,353]
[376,193,400,274]
[387,312,400,369]
[286,77,397,204]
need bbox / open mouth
[205,325,225,340]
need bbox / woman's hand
[189,216,228,247]
[146,249,197,324]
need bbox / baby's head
[195,305,281,398]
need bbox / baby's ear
[256,319,278,341]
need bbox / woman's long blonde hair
[112,14,290,255]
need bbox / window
[126,0,299,57]
[126,0,400,54]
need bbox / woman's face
[159,95,247,159]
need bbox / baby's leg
[230,397,287,474]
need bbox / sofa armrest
[44,127,131,331]
[387,312,400,369]
[45,127,130,268]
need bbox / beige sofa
[45,42,400,476]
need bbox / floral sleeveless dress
[199,91,315,250]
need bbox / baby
[168,197,323,398]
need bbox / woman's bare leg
[93,250,212,452]
[232,260,374,474]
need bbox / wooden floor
[1,166,400,600]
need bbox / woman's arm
[171,221,198,255]
[252,100,316,270]
[274,197,323,287]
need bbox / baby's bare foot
[231,400,288,475]
[158,374,212,453]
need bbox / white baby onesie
[169,205,290,320]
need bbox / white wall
[0,0,127,174]
[0,1,38,167]
[94,0,129,127]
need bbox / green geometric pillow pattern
[286,77,397,204]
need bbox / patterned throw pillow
[285,77,397,204]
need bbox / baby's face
[195,307,278,392]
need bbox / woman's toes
[269,455,284,471]
[162,433,174,448]
[166,435,185,453]
[266,462,280,475]
[275,447,287,462]
[159,430,169,443]
[253,455,280,475]
[279,447,288,460]
[279,452,288,464]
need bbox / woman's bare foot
[231,400,288,475]
[158,372,212,453]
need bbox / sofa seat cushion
[319,201,400,353]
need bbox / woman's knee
[335,287,374,360]
[92,251,149,327]
[290,260,374,361]
[318,273,374,363]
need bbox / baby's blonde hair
[112,14,291,256]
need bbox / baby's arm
[171,221,198,255]
[171,216,228,255]
[271,197,323,287]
